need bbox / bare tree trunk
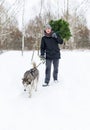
[21,0,25,56]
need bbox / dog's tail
[32,62,37,68]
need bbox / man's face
[46,28,51,34]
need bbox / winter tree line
[0,0,90,50]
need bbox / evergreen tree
[49,19,72,41]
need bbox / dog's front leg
[24,85,27,91]
[35,77,38,91]
[33,80,37,91]
[29,85,32,98]
[35,83,37,92]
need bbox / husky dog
[22,62,39,97]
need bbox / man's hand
[52,33,57,38]
[40,55,46,63]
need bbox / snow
[0,50,90,130]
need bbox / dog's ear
[22,78,26,82]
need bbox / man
[40,24,63,86]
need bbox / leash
[30,44,46,68]
[36,60,46,68]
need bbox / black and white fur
[22,62,39,97]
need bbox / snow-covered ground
[0,50,90,130]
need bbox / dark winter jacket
[40,32,63,59]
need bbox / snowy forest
[0,0,90,50]
[0,1,90,130]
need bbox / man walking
[40,24,63,86]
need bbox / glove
[52,33,57,38]
[40,55,46,63]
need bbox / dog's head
[22,78,31,86]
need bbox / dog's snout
[28,81,31,84]
[24,89,26,91]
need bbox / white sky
[5,0,90,29]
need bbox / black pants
[45,59,59,84]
